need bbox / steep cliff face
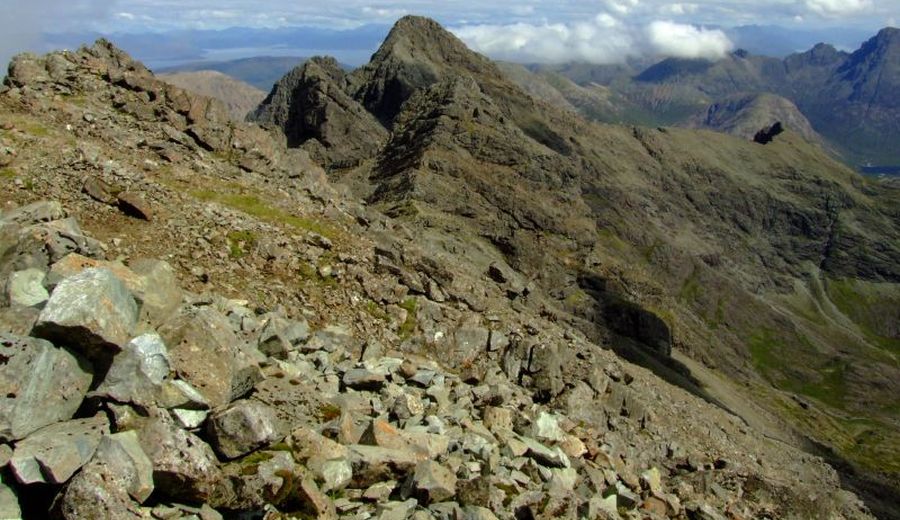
[248,56,388,169]
[251,16,900,516]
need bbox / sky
[1,0,897,68]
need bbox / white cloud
[805,0,872,16]
[645,21,733,59]
[454,15,734,64]
[660,3,699,16]
[604,0,640,15]
[453,15,638,64]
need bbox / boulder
[0,473,21,520]
[0,334,92,442]
[116,191,153,220]
[47,254,182,327]
[138,415,222,503]
[206,400,282,459]
[55,430,154,518]
[33,268,138,362]
[5,268,49,307]
[91,333,170,407]
[160,306,262,408]
[347,445,419,488]
[128,258,183,326]
[9,415,110,484]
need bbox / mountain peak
[371,15,482,66]
[349,15,497,126]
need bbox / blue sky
[1,1,897,68]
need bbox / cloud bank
[453,16,734,64]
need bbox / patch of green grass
[563,289,590,307]
[240,450,275,465]
[226,230,257,259]
[385,200,420,218]
[364,300,389,321]
[24,123,49,137]
[596,228,629,252]
[826,278,900,356]
[678,267,702,302]
[192,190,337,240]
[398,297,418,339]
[316,403,342,422]
[638,239,662,264]
[0,167,14,179]
[748,328,847,409]
[792,358,848,409]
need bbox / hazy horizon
[1,1,896,69]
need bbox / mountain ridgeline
[249,16,900,517]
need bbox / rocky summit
[0,15,896,520]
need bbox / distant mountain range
[506,27,900,167]
[157,57,309,91]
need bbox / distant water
[144,46,373,70]
[860,166,900,176]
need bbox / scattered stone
[518,436,570,468]
[404,460,458,504]
[206,400,282,459]
[343,368,387,390]
[532,411,565,443]
[257,314,309,359]
[117,191,153,220]
[348,445,419,488]
[318,457,353,492]
[82,176,117,205]
[172,408,209,429]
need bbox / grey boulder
[33,267,138,362]
[206,400,281,459]
[0,334,92,442]
[92,333,170,406]
[54,430,153,519]
[5,268,49,307]
[160,306,262,409]
[9,415,110,484]
[138,415,222,502]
